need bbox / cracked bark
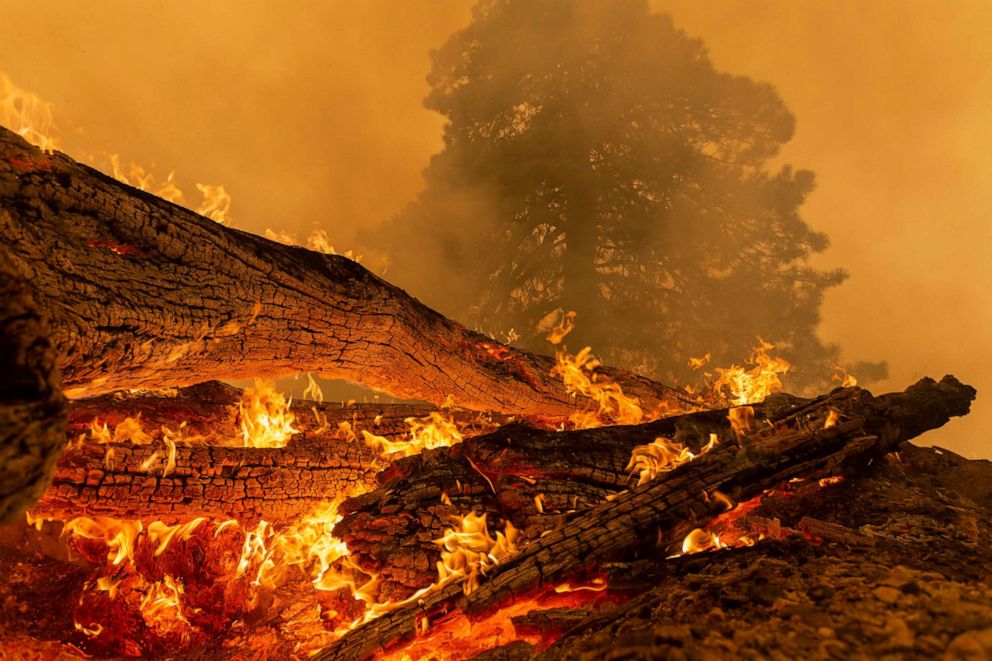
[30,382,507,524]
[0,265,68,524]
[0,127,691,420]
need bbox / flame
[824,409,840,429]
[728,405,756,438]
[147,518,205,556]
[435,511,518,595]
[0,72,59,151]
[139,575,190,634]
[195,183,232,224]
[687,353,711,370]
[833,367,858,388]
[80,414,155,445]
[712,339,790,406]
[547,313,645,428]
[680,528,724,554]
[63,517,143,566]
[74,621,104,638]
[554,577,607,593]
[101,154,185,203]
[236,379,299,448]
[626,433,718,485]
[363,411,464,458]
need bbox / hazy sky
[1,1,988,457]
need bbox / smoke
[1,1,988,457]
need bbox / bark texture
[315,376,976,660]
[0,265,68,524]
[31,381,507,523]
[0,127,690,419]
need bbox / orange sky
[1,1,988,457]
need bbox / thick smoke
[1,0,987,457]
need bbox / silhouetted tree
[368,0,884,390]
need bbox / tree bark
[0,266,68,524]
[314,376,975,660]
[30,382,508,524]
[0,127,691,419]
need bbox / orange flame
[0,72,59,151]
[236,379,299,448]
[712,339,790,406]
[626,433,718,485]
[435,511,519,595]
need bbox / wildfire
[546,311,645,428]
[236,379,299,448]
[712,339,790,406]
[435,511,519,595]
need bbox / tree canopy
[366,0,884,390]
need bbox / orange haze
[1,1,988,457]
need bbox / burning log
[0,267,67,524]
[30,381,508,523]
[316,376,975,660]
[0,126,690,421]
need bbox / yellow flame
[728,405,756,438]
[195,183,232,224]
[236,379,299,448]
[712,339,790,406]
[363,411,464,458]
[0,72,58,151]
[687,353,711,370]
[626,433,718,486]
[824,409,840,429]
[147,518,205,556]
[681,528,723,554]
[833,367,858,388]
[63,517,144,566]
[139,575,190,632]
[435,511,518,595]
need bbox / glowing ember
[712,339,790,406]
[236,379,299,448]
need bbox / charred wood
[316,376,975,660]
[0,127,690,420]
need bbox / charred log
[0,266,67,524]
[316,376,975,660]
[0,127,690,420]
[30,382,507,524]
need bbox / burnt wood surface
[31,381,507,524]
[0,126,690,419]
[0,266,68,524]
[315,376,976,660]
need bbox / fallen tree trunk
[0,267,67,524]
[30,381,508,523]
[0,127,690,419]
[315,376,976,660]
[30,432,380,524]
